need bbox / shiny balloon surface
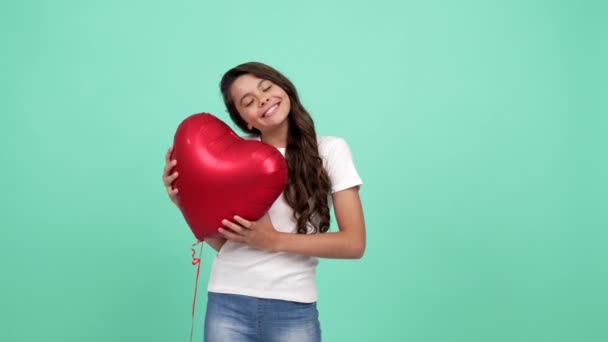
[171,113,288,240]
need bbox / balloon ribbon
[190,239,203,342]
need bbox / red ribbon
[189,239,203,342]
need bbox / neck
[260,120,289,148]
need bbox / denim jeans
[204,292,322,342]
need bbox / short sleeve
[320,137,363,193]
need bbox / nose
[259,95,270,106]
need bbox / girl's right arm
[163,146,227,252]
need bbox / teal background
[2,0,607,341]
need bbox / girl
[162,62,366,341]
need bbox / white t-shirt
[207,135,363,303]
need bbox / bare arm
[274,187,366,259]
[220,186,366,259]
[163,147,228,252]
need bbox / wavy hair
[220,62,331,234]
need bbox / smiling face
[229,73,291,134]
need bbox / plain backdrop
[2,1,607,341]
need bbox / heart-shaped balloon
[171,113,288,240]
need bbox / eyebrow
[239,79,267,105]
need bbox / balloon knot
[190,239,203,266]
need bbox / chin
[261,116,288,131]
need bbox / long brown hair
[220,62,331,234]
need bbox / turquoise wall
[2,1,607,341]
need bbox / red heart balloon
[171,113,288,240]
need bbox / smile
[262,103,280,118]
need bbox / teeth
[264,103,279,117]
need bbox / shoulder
[316,136,362,192]
[316,136,351,157]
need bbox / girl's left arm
[219,186,366,259]
[274,187,366,259]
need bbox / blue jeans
[204,292,322,342]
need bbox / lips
[262,102,280,118]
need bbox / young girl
[162,62,366,341]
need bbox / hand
[162,146,179,207]
[219,213,280,252]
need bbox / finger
[163,173,176,187]
[162,162,177,182]
[166,185,178,195]
[218,228,245,242]
[165,146,173,163]
[233,215,253,229]
[222,219,249,234]
[163,159,177,175]
[167,171,178,183]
